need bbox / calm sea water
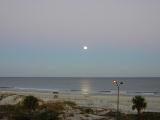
[0,77,160,96]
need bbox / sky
[0,0,160,77]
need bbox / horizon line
[0,76,160,78]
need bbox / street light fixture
[112,80,124,120]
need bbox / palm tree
[132,96,147,115]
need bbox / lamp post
[112,80,123,120]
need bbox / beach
[0,89,160,114]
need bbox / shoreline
[1,87,160,97]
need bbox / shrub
[79,107,94,114]
[38,101,66,120]
[12,113,31,120]
[22,95,39,111]
[33,110,59,120]
[39,101,65,113]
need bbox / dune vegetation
[0,95,160,120]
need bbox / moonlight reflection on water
[80,79,91,94]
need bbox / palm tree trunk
[137,110,141,120]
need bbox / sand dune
[0,90,160,113]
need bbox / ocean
[0,77,160,96]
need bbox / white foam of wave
[13,87,59,92]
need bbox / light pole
[112,80,123,120]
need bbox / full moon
[83,46,88,50]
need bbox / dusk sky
[0,0,160,77]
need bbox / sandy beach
[0,90,160,114]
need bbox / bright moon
[83,46,88,50]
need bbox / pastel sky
[0,0,160,77]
